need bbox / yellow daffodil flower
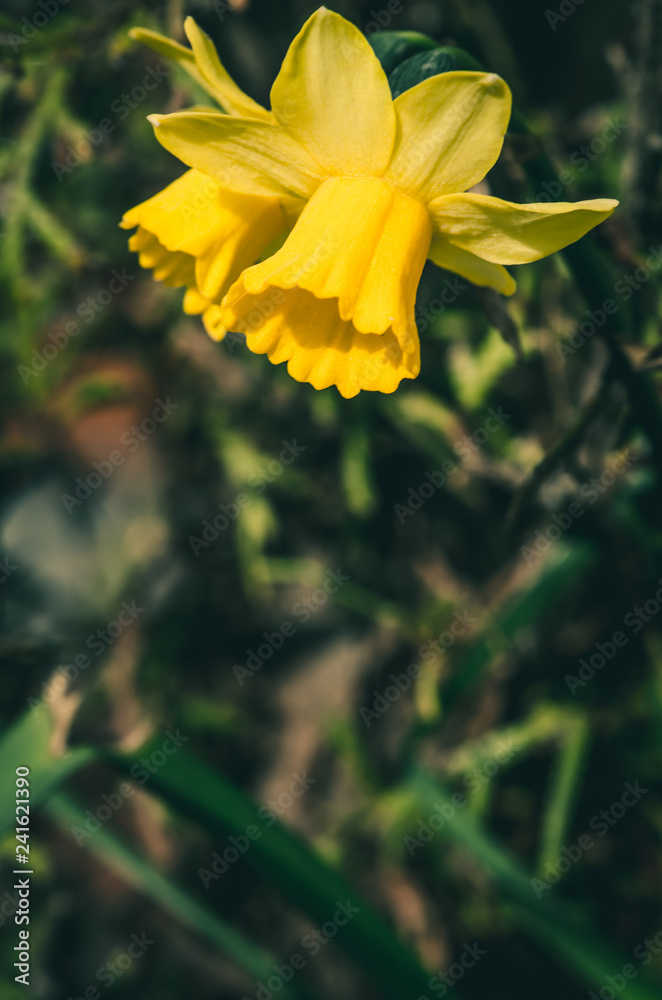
[120,18,298,339]
[136,9,617,398]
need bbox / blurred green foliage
[1,2,662,999]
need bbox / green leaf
[388,49,457,99]
[387,45,486,99]
[443,542,597,707]
[341,419,377,518]
[0,706,95,838]
[45,794,306,996]
[367,30,437,77]
[108,741,435,1000]
[408,770,662,1000]
[0,710,434,998]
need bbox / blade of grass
[443,541,597,708]
[44,794,306,999]
[107,741,436,1000]
[537,712,589,876]
[408,769,662,1000]
[0,711,438,1000]
[0,706,95,836]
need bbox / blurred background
[1,0,662,998]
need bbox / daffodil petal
[127,228,196,288]
[430,192,618,264]
[222,285,419,398]
[202,303,227,341]
[130,23,271,121]
[123,168,289,304]
[183,17,272,121]
[121,169,220,253]
[129,27,214,97]
[270,8,395,176]
[148,111,324,199]
[183,286,208,313]
[386,71,512,202]
[429,234,516,295]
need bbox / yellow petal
[386,72,512,202]
[429,192,619,263]
[129,27,214,97]
[270,8,395,176]
[183,286,208,313]
[148,111,323,199]
[429,234,516,296]
[128,228,195,288]
[122,169,285,255]
[129,24,271,121]
[183,18,272,121]
[183,288,228,341]
[202,303,226,341]
[121,169,217,251]
[123,169,288,304]
[222,285,419,398]
[228,176,431,348]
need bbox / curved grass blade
[443,542,597,708]
[0,706,95,836]
[44,794,306,999]
[108,742,436,1000]
[408,769,662,1000]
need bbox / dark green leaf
[108,742,435,1000]
[367,30,437,77]
[45,794,307,998]
[387,45,486,99]
[0,706,95,838]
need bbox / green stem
[509,108,662,481]
[506,375,620,532]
